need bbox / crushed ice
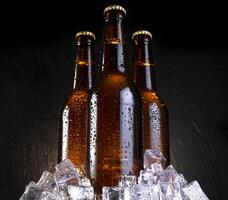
[20,150,209,200]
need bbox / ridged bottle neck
[102,11,128,75]
[73,36,95,90]
[133,36,157,91]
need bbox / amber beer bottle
[132,30,170,166]
[60,31,96,172]
[87,5,142,194]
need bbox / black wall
[0,1,228,199]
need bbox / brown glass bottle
[60,31,96,172]
[87,5,142,194]
[132,30,170,167]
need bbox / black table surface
[0,1,228,199]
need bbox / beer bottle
[60,31,96,172]
[132,30,170,167]
[87,5,142,194]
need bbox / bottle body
[87,6,142,194]
[61,32,96,172]
[132,31,170,167]
[88,73,141,193]
[141,90,170,166]
[62,87,89,172]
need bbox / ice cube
[175,173,188,188]
[58,191,69,200]
[39,191,64,200]
[149,162,163,173]
[119,187,133,200]
[39,191,69,200]
[39,191,56,200]
[138,167,160,185]
[67,185,94,200]
[181,181,209,200]
[119,175,137,188]
[132,184,161,200]
[160,182,176,196]
[159,165,187,191]
[79,177,91,187]
[20,182,44,200]
[133,192,151,200]
[37,171,58,192]
[159,166,177,182]
[117,176,136,200]
[144,149,166,169]
[102,186,120,200]
[161,193,182,200]
[55,159,80,189]
[173,192,183,200]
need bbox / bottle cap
[103,5,126,15]
[132,30,153,39]
[75,31,96,40]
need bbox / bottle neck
[73,41,95,90]
[133,37,157,91]
[102,12,128,74]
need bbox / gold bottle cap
[75,31,96,40]
[132,30,153,39]
[103,5,126,15]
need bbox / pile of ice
[20,159,93,200]
[20,150,209,200]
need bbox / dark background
[0,0,228,199]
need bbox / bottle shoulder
[88,75,141,105]
[65,89,89,105]
[140,90,166,106]
[90,73,138,92]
